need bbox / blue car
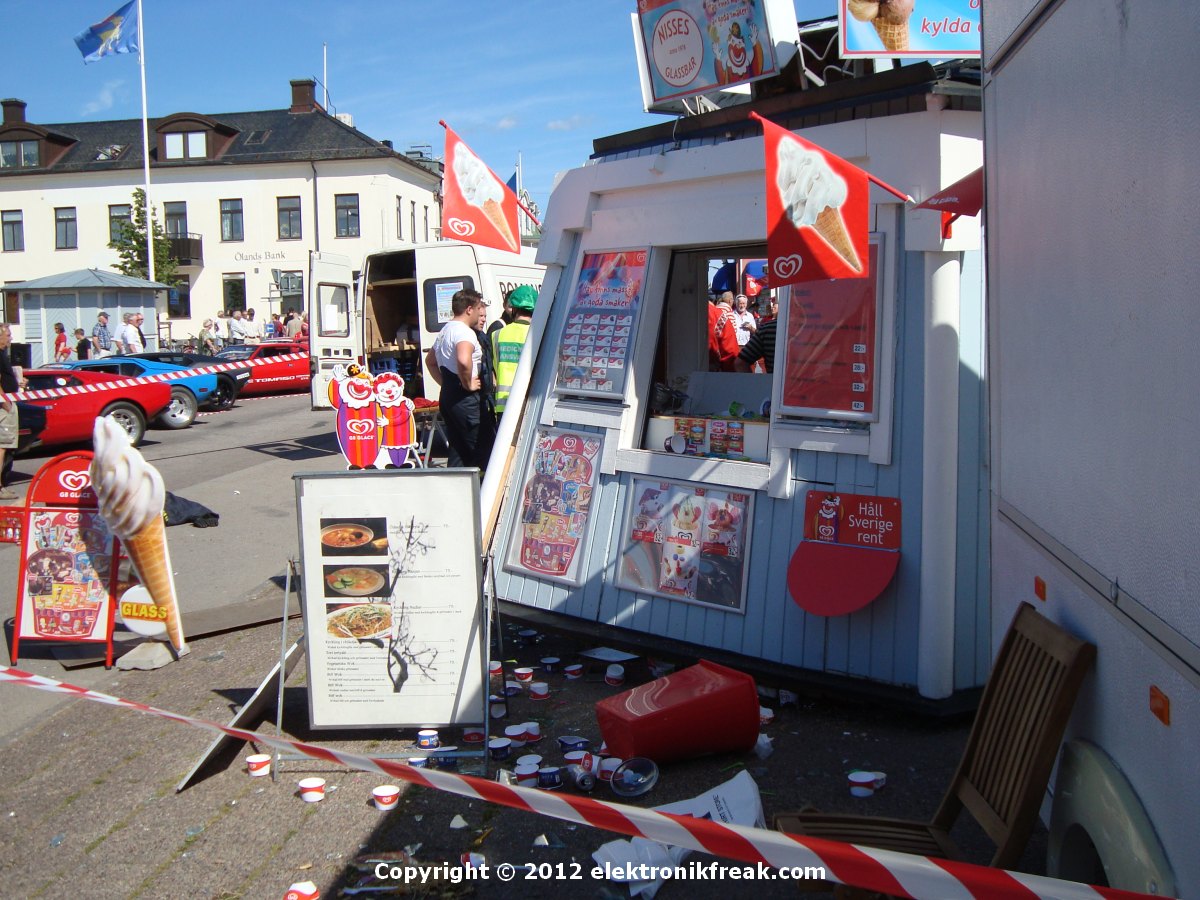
[60,356,220,429]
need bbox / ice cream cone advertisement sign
[89,416,187,655]
[752,112,870,285]
[840,1,981,59]
[440,122,520,254]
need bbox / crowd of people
[424,285,538,472]
[708,289,778,373]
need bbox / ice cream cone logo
[347,418,373,437]
[447,217,475,238]
[441,122,521,255]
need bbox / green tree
[109,188,179,287]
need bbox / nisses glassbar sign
[636,0,778,104]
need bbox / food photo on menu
[322,564,389,598]
[319,517,390,556]
[325,602,392,641]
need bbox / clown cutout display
[373,371,418,468]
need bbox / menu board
[16,508,117,642]
[296,470,486,729]
[616,477,753,612]
[505,428,604,586]
[554,249,648,400]
[778,243,880,420]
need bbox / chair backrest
[933,602,1096,868]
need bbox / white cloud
[546,115,587,132]
[82,80,125,116]
[496,116,518,130]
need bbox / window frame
[108,203,132,245]
[164,201,188,237]
[164,130,207,160]
[277,196,302,240]
[220,198,244,242]
[334,194,360,238]
[2,210,24,252]
[222,272,247,313]
[55,207,78,250]
[0,139,39,168]
[167,281,192,319]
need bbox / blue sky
[1,1,836,215]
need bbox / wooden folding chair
[774,602,1096,877]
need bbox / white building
[0,79,442,348]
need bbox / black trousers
[439,368,497,470]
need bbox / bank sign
[636,0,777,103]
[839,0,981,59]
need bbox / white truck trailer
[983,2,1196,894]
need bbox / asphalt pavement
[0,393,1050,899]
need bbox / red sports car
[18,368,173,449]
[214,340,310,395]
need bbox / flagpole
[136,0,155,283]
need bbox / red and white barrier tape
[0,352,309,403]
[0,665,1157,900]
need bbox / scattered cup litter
[564,750,594,772]
[372,785,400,811]
[245,753,271,777]
[848,771,876,797]
[516,753,543,768]
[298,777,326,803]
[523,721,542,742]
[537,766,563,789]
[514,764,539,785]
[488,659,503,676]
[564,663,584,680]
[597,756,623,781]
[605,664,625,686]
[462,726,485,743]
[504,725,527,748]
[514,667,535,683]
[557,735,590,752]
[489,738,512,761]
[539,657,560,672]
[285,881,320,900]
[759,706,775,727]
[529,681,550,700]
[416,729,440,749]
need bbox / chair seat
[774,812,965,861]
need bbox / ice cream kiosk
[489,12,987,702]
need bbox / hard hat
[508,285,538,311]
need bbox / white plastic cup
[372,785,400,811]
[514,764,539,785]
[759,706,775,727]
[516,753,543,769]
[539,656,560,672]
[848,771,876,797]
[564,750,594,772]
[416,729,440,749]
[245,753,271,777]
[598,756,623,782]
[514,666,535,683]
[504,725,527,749]
[489,737,512,760]
[284,881,320,900]
[488,659,503,677]
[529,681,550,700]
[462,726,485,743]
[298,777,326,802]
[564,663,584,680]
[605,664,625,686]
[522,721,542,742]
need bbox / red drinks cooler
[594,660,759,763]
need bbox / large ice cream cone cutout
[848,0,913,53]
[776,138,863,273]
[90,416,187,655]
[452,143,518,252]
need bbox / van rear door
[309,251,357,410]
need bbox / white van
[308,241,543,408]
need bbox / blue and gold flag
[74,1,139,63]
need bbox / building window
[109,204,131,244]
[424,206,430,242]
[335,194,360,237]
[278,196,301,240]
[0,140,39,168]
[2,211,23,252]
[55,208,78,250]
[167,281,191,318]
[222,273,246,312]
[279,271,303,311]
[220,199,244,242]
[410,201,416,243]
[164,130,206,160]
[164,201,187,237]
[2,286,19,324]
[395,196,403,241]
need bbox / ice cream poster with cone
[753,113,869,285]
[89,417,187,656]
[440,122,520,254]
[840,0,980,59]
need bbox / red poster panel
[803,490,901,550]
[778,243,879,419]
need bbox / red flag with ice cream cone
[752,112,870,285]
[440,122,520,254]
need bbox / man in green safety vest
[491,285,538,415]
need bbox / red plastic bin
[595,659,759,763]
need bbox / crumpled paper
[592,770,765,898]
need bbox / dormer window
[0,139,39,168]
[164,130,206,160]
